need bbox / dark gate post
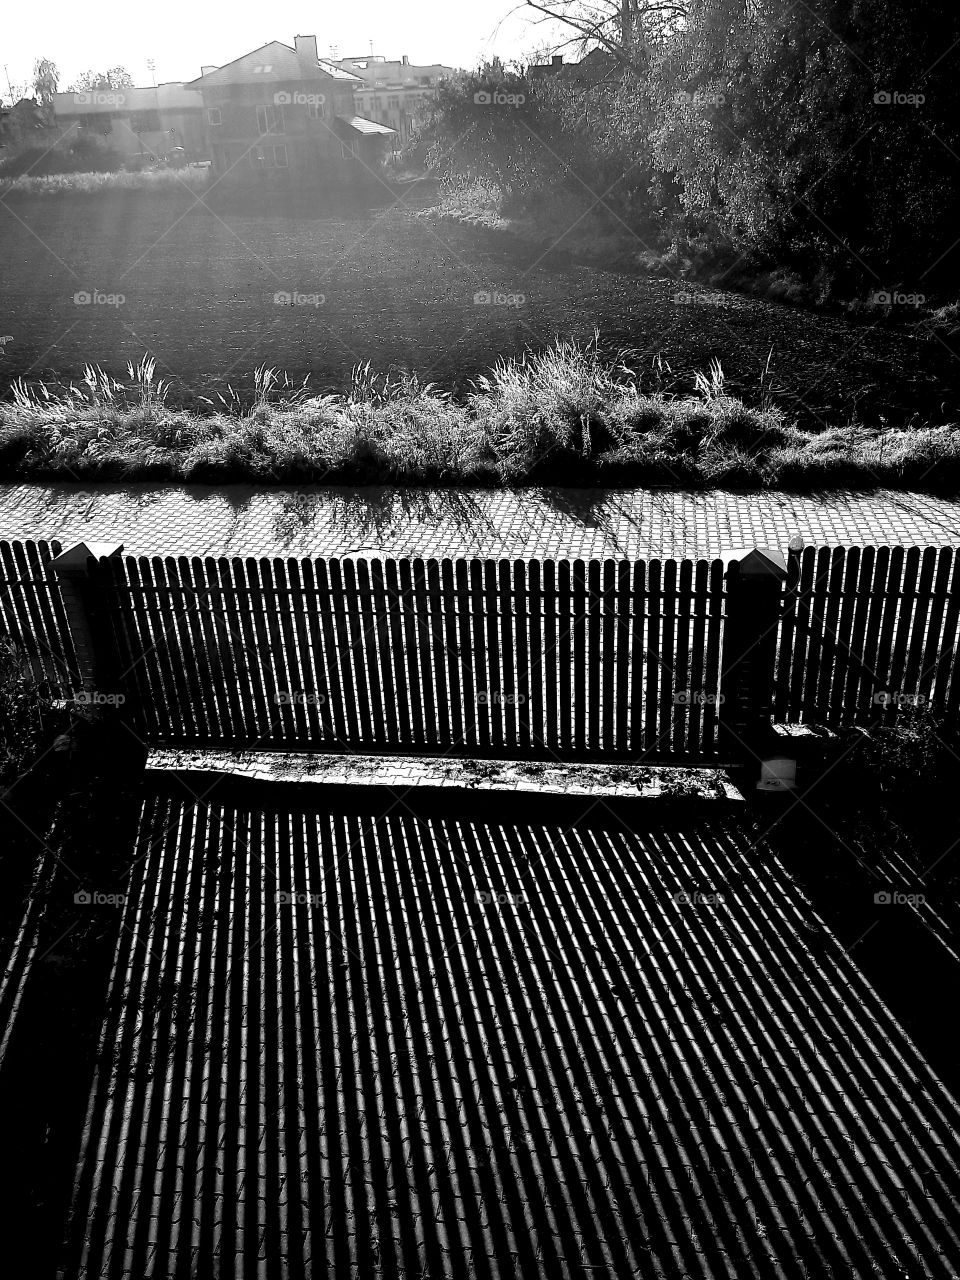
[48,540,126,705]
[719,547,793,791]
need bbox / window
[131,110,162,133]
[256,103,283,134]
[207,107,222,126]
[308,101,322,119]
[273,144,287,167]
[340,140,357,160]
[388,96,400,109]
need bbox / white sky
[1,0,572,98]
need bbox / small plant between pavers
[3,341,959,493]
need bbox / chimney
[295,35,319,64]
[402,55,409,66]
[201,65,217,76]
[552,55,563,66]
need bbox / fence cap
[48,541,124,575]
[723,547,788,580]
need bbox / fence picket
[513,560,531,752]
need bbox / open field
[1,192,958,431]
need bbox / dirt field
[0,190,957,428]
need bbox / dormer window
[207,107,222,126]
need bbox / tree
[32,58,59,124]
[68,66,135,92]
[519,0,687,73]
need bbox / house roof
[53,84,202,115]
[185,42,363,89]
[335,115,398,136]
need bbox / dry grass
[1,342,958,492]
[0,167,211,197]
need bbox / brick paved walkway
[2,483,959,559]
[146,749,742,798]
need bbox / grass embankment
[2,343,959,491]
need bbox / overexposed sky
[2,0,572,98]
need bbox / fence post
[48,541,125,704]
[720,547,793,790]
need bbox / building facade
[328,54,458,147]
[186,36,396,191]
[51,84,206,163]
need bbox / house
[185,35,397,191]
[51,84,206,163]
[328,54,458,147]
[527,50,620,84]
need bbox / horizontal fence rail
[0,539,79,695]
[97,555,730,759]
[774,545,960,726]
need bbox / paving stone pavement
[2,483,959,559]
[147,748,744,798]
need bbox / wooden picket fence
[3,542,960,758]
[0,539,79,694]
[93,555,730,759]
[775,545,960,725]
